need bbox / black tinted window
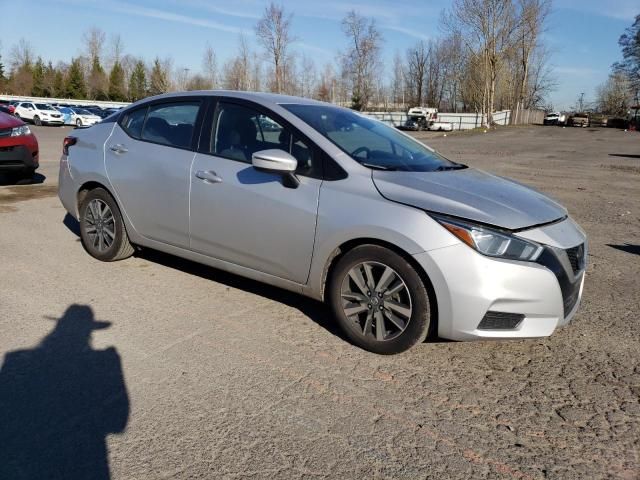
[212,102,319,177]
[121,107,147,138]
[141,102,200,149]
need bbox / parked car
[58,92,587,354]
[85,107,111,119]
[0,111,39,180]
[14,102,64,126]
[543,112,569,126]
[568,113,589,127]
[58,107,102,127]
[427,121,454,132]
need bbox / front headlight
[10,125,31,137]
[432,215,543,262]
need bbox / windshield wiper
[361,163,398,171]
[435,163,467,171]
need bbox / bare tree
[110,34,125,65]
[83,27,106,64]
[514,0,550,109]
[406,41,429,107]
[202,43,217,89]
[223,35,253,91]
[445,0,518,124]
[341,10,383,110]
[597,72,632,115]
[255,2,295,94]
[9,39,35,71]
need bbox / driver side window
[211,102,320,178]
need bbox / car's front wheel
[33,116,42,126]
[76,118,82,127]
[328,245,432,354]
[79,188,134,262]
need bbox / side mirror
[252,149,299,188]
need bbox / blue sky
[1,0,637,109]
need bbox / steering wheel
[351,146,370,158]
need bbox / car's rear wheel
[79,188,134,262]
[33,116,42,126]
[328,245,432,354]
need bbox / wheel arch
[320,237,439,337]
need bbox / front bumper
[42,117,64,124]
[414,217,587,341]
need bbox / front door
[189,100,322,284]
[105,100,202,248]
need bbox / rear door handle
[195,170,222,184]
[109,144,128,154]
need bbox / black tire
[79,188,134,262]
[328,245,432,354]
[76,118,82,127]
[33,116,42,126]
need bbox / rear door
[189,99,322,284]
[105,98,204,248]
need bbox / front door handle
[109,144,128,154]
[195,170,222,184]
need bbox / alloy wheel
[84,199,116,252]
[340,261,413,341]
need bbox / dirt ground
[0,125,638,479]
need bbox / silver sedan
[58,91,587,354]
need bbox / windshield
[282,104,461,172]
[73,108,92,115]
[35,104,54,110]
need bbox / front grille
[537,247,583,318]
[566,244,585,275]
[0,146,15,152]
[478,311,525,330]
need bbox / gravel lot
[0,124,638,479]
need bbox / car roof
[132,90,330,109]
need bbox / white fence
[363,110,513,130]
[0,94,129,109]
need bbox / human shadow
[607,243,640,256]
[0,304,129,480]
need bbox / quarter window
[141,102,200,149]
[121,107,147,139]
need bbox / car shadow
[0,172,46,186]
[62,214,448,346]
[138,247,348,341]
[607,243,640,256]
[0,304,129,479]
[608,154,640,159]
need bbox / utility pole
[578,92,584,112]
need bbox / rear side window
[121,107,147,138]
[141,102,200,149]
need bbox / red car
[0,111,39,179]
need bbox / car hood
[372,168,567,230]
[0,112,24,129]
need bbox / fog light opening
[478,311,525,330]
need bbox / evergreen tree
[128,61,147,101]
[31,57,46,96]
[88,56,108,100]
[0,55,6,89]
[66,58,86,99]
[108,61,126,101]
[148,58,168,96]
[53,69,65,98]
